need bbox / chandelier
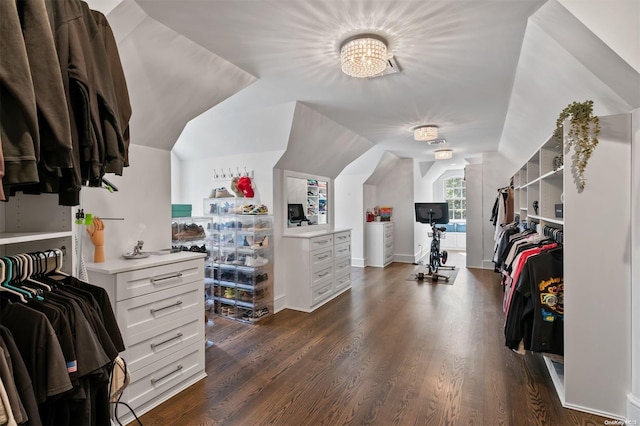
[413,125,439,141]
[340,34,388,78]
[434,149,453,160]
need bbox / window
[444,177,466,221]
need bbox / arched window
[444,176,466,221]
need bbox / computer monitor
[414,202,449,224]
[288,203,307,224]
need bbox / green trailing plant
[553,100,600,193]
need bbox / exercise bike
[426,211,454,282]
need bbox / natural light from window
[444,177,466,221]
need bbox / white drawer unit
[366,222,394,267]
[283,229,352,312]
[86,252,207,424]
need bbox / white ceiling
[96,0,639,168]
[135,0,545,161]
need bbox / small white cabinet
[366,222,394,267]
[86,252,207,424]
[282,229,351,312]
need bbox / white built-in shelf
[520,166,563,188]
[527,214,564,225]
[543,356,565,405]
[0,231,73,245]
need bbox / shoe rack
[203,197,274,323]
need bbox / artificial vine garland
[553,100,600,192]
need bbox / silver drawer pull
[338,262,348,268]
[314,239,330,245]
[318,288,330,295]
[339,278,349,284]
[151,272,183,284]
[150,332,183,349]
[338,249,348,253]
[150,300,182,314]
[150,364,183,384]
[318,271,330,278]
[317,254,330,260]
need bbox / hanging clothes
[504,242,564,356]
[0,0,131,206]
[0,251,125,425]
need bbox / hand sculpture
[86,217,105,262]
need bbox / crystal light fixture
[340,34,388,78]
[434,149,453,160]
[414,125,439,141]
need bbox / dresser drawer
[334,231,351,245]
[334,256,351,276]
[309,235,333,251]
[124,340,205,412]
[125,313,203,372]
[334,241,351,259]
[312,265,333,288]
[311,281,333,306]
[334,270,351,292]
[117,280,203,340]
[115,259,203,301]
[311,247,333,270]
[383,240,394,255]
[384,252,394,265]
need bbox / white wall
[480,152,512,269]
[413,160,434,262]
[174,150,284,216]
[559,0,640,73]
[628,107,640,420]
[465,164,483,268]
[81,144,171,262]
[335,176,368,267]
[375,158,414,263]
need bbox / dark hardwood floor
[135,253,607,426]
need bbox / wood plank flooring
[134,253,608,426]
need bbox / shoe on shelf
[230,177,244,198]
[246,255,269,267]
[250,236,269,249]
[250,204,269,215]
[213,187,234,198]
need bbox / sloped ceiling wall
[173,102,296,160]
[499,0,640,172]
[364,152,402,185]
[275,102,374,178]
[104,0,257,151]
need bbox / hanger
[0,257,33,301]
[45,248,69,278]
[21,253,53,292]
[0,259,27,303]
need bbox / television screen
[414,202,449,224]
[288,203,306,222]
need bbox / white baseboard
[274,294,286,313]
[393,254,414,263]
[627,393,640,422]
[352,257,365,268]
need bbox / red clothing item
[503,242,558,316]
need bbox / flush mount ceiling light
[434,149,453,160]
[340,34,388,78]
[413,125,439,141]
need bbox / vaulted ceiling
[94,0,639,173]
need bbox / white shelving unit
[0,193,75,274]
[511,113,632,418]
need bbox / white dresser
[365,222,394,267]
[282,229,351,312]
[86,252,207,424]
